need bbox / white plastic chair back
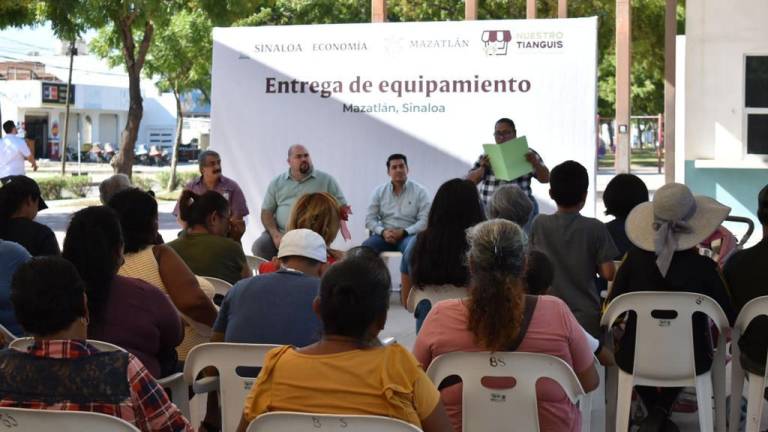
[426,351,585,431]
[183,342,279,432]
[0,406,140,431]
[246,412,423,431]
[601,291,729,432]
[729,295,768,432]
[405,284,467,313]
[8,338,190,418]
[0,324,17,346]
[246,255,268,275]
[202,276,233,297]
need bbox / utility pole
[60,40,76,175]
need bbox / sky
[0,22,97,61]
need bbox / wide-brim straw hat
[625,183,730,252]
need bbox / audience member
[530,160,617,336]
[602,173,649,258]
[213,229,325,346]
[487,184,533,227]
[525,249,615,366]
[0,175,59,256]
[363,153,431,254]
[413,219,599,432]
[723,185,768,383]
[608,182,735,431]
[108,188,217,360]
[258,192,343,274]
[252,144,348,259]
[99,173,132,205]
[173,150,249,241]
[62,206,183,378]
[168,190,250,285]
[467,118,549,212]
[0,256,192,431]
[400,179,485,331]
[0,240,29,336]
[236,248,451,432]
[0,120,36,177]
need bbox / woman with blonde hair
[413,219,599,432]
[259,192,343,273]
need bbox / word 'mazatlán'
[265,75,532,99]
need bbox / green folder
[482,136,530,181]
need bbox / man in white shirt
[0,121,36,178]
[363,154,431,254]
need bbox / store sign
[42,82,75,104]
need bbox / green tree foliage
[143,8,213,191]
[0,0,36,29]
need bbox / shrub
[131,175,155,192]
[156,171,198,191]
[36,177,67,200]
[63,176,92,198]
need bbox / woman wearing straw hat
[606,183,736,432]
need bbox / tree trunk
[636,121,644,149]
[607,121,615,152]
[167,87,183,192]
[113,67,143,177]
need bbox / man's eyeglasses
[203,159,222,168]
[494,130,515,138]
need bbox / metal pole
[60,40,76,175]
[465,0,478,20]
[371,0,386,23]
[527,0,537,19]
[663,0,677,183]
[615,0,632,174]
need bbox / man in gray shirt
[252,144,347,258]
[530,160,617,336]
[363,154,431,254]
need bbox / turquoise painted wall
[685,160,766,230]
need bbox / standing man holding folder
[467,118,550,219]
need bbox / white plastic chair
[729,295,768,432]
[245,255,269,275]
[405,284,467,314]
[426,351,587,431]
[9,338,190,418]
[601,291,729,432]
[0,406,140,431]
[379,252,403,292]
[246,412,423,431]
[202,276,234,298]
[183,342,279,432]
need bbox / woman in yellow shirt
[237,247,451,432]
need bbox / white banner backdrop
[211,17,598,251]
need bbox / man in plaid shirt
[0,257,192,432]
[467,118,550,217]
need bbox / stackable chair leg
[615,369,635,432]
[745,373,766,432]
[695,372,715,432]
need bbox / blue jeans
[362,233,415,254]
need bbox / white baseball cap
[278,229,327,263]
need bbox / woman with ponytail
[0,175,59,256]
[236,247,451,432]
[413,219,599,432]
[167,190,250,285]
[62,206,183,378]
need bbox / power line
[0,53,129,78]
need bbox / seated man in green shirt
[251,144,348,259]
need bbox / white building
[683,0,768,224]
[0,54,177,159]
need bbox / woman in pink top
[412,219,599,432]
